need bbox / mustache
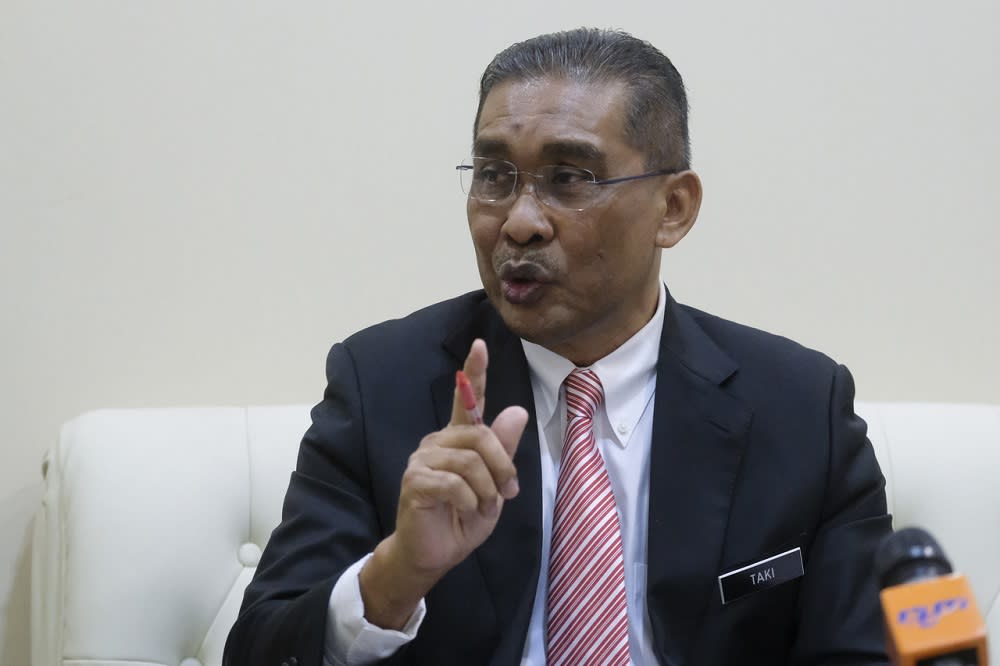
[494,252,557,281]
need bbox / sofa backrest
[30,402,1000,665]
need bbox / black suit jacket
[224,289,891,665]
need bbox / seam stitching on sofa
[59,427,71,664]
[193,562,248,662]
[986,583,1000,620]
[192,408,254,662]
[875,407,896,522]
[64,659,169,665]
[244,407,253,547]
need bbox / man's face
[469,77,675,365]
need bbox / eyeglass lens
[459,158,598,210]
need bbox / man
[224,28,891,665]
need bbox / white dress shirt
[325,283,666,666]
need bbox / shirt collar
[520,281,666,448]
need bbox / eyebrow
[539,141,605,166]
[472,138,515,159]
[471,138,606,168]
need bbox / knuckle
[407,448,428,469]
[445,473,467,495]
[419,431,440,449]
[469,425,495,451]
[401,466,421,486]
[439,424,473,448]
[455,449,480,474]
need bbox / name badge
[717,547,804,604]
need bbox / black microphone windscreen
[876,526,954,589]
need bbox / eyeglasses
[456,157,677,212]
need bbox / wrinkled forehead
[473,77,635,169]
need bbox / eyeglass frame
[456,157,679,212]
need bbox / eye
[547,166,593,186]
[474,161,514,185]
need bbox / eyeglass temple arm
[593,168,677,186]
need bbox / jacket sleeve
[223,343,386,666]
[790,363,892,665]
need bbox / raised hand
[359,339,529,629]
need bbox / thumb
[490,406,529,459]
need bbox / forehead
[474,77,634,165]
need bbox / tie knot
[564,369,604,420]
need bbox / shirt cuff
[324,553,426,666]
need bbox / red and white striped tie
[546,369,630,665]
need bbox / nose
[500,181,554,246]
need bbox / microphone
[875,527,988,665]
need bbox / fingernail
[501,477,520,498]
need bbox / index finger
[450,338,488,425]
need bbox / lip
[496,260,553,305]
[500,278,548,305]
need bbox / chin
[491,298,540,338]
[495,302,569,351]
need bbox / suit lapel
[431,299,542,664]
[428,291,750,664]
[646,294,752,665]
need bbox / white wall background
[1,1,998,662]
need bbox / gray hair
[474,28,691,171]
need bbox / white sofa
[29,402,1000,666]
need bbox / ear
[654,170,702,249]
